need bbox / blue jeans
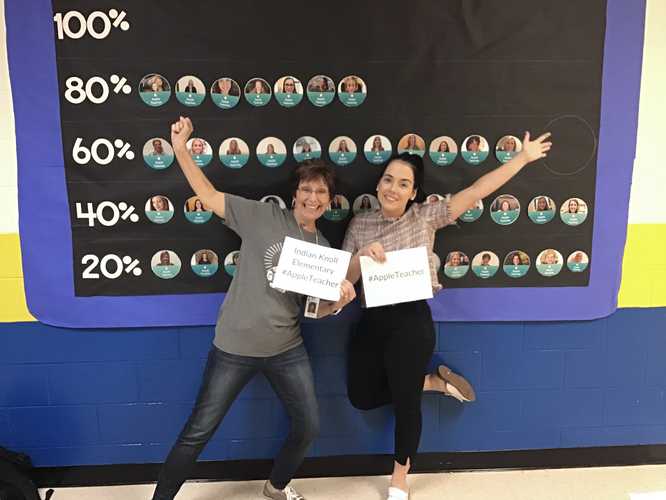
[152,343,319,499]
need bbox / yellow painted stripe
[0,233,34,321]
[618,224,666,308]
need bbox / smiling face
[191,139,205,155]
[283,77,296,93]
[152,139,163,154]
[500,200,510,212]
[218,78,231,95]
[152,196,167,211]
[344,77,359,93]
[376,160,417,218]
[293,176,331,227]
[512,254,521,266]
[438,140,449,152]
[150,76,164,92]
[536,197,548,211]
[503,137,516,152]
[568,199,579,213]
[449,252,461,267]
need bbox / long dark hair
[379,153,426,208]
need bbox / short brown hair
[291,159,336,199]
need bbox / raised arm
[171,116,226,219]
[448,131,552,221]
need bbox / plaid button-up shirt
[342,200,453,295]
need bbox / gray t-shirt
[214,194,329,357]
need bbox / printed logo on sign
[264,241,285,292]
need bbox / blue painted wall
[1,308,665,467]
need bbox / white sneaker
[387,486,409,499]
[263,480,306,500]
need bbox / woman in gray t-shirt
[152,117,355,500]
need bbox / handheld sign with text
[272,237,352,301]
[360,247,433,307]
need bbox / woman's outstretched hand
[520,131,552,163]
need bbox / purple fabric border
[6,0,645,327]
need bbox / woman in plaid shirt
[342,131,552,500]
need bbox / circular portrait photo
[224,250,241,277]
[151,250,181,279]
[471,251,500,279]
[461,134,489,165]
[260,195,287,209]
[443,251,470,279]
[528,195,556,224]
[184,196,213,224]
[503,250,531,278]
[567,251,590,273]
[175,75,206,106]
[363,135,392,165]
[495,135,523,163]
[429,136,458,166]
[293,136,322,162]
[337,75,367,107]
[145,195,174,224]
[490,195,521,225]
[139,73,171,107]
[256,137,287,168]
[560,198,588,226]
[324,194,350,222]
[397,133,426,157]
[328,136,357,166]
[191,249,219,278]
[425,193,446,205]
[143,138,174,170]
[186,138,213,167]
[460,199,484,223]
[244,78,272,107]
[219,137,250,169]
[306,75,336,107]
[274,76,304,108]
[352,193,380,214]
[536,249,564,277]
[210,77,241,109]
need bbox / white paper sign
[360,247,433,307]
[272,237,352,301]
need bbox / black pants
[347,300,436,465]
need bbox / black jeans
[347,300,435,465]
[152,343,319,500]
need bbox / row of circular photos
[138,74,366,108]
[142,133,522,170]
[146,247,590,281]
[146,193,588,227]
[436,248,590,280]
